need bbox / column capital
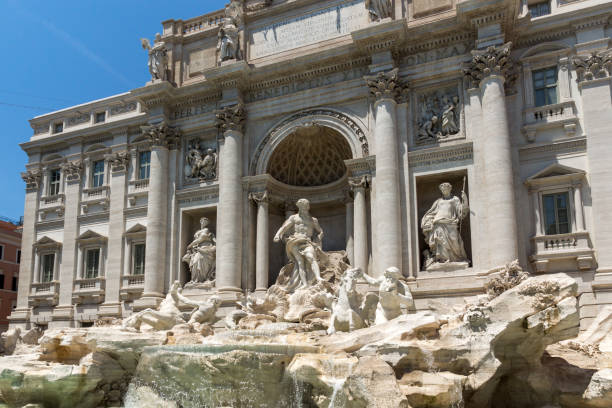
[573,51,612,83]
[249,190,269,205]
[463,42,516,90]
[21,169,42,190]
[140,121,180,149]
[104,151,130,173]
[349,174,371,191]
[215,103,246,134]
[60,160,83,182]
[364,68,407,103]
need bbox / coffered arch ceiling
[267,125,352,187]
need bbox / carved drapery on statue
[416,87,461,143]
[215,103,246,133]
[366,0,392,21]
[60,161,83,182]
[573,51,612,82]
[141,121,180,149]
[421,182,469,271]
[217,0,244,63]
[182,217,216,283]
[141,33,168,82]
[463,42,517,92]
[184,140,218,182]
[273,198,324,293]
[364,68,407,102]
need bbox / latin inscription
[403,43,468,67]
[178,193,218,205]
[171,103,216,120]
[249,0,366,59]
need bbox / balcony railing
[120,274,145,301]
[530,231,595,272]
[29,281,60,306]
[72,277,105,304]
[522,100,579,142]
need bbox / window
[543,192,570,235]
[81,321,94,328]
[0,245,3,260]
[0,274,4,290]
[53,122,63,134]
[139,151,151,180]
[528,1,550,17]
[11,277,17,292]
[49,169,61,196]
[133,243,145,275]
[41,253,55,282]
[85,248,100,278]
[95,112,106,123]
[533,67,558,107]
[92,160,105,188]
[16,250,21,264]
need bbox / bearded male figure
[273,198,324,292]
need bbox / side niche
[183,138,218,184]
[414,84,463,145]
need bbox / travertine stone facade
[9,0,612,330]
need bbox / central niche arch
[267,125,352,187]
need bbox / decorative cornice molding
[408,143,473,168]
[60,160,83,181]
[21,170,42,190]
[215,103,246,134]
[463,42,516,90]
[364,68,407,103]
[471,11,505,28]
[573,51,612,83]
[518,138,587,161]
[140,121,181,149]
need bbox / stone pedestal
[215,104,246,293]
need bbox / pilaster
[249,190,269,293]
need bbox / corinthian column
[138,122,179,309]
[365,69,403,277]
[249,191,269,293]
[349,175,370,275]
[215,104,246,293]
[464,43,518,267]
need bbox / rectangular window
[49,169,61,196]
[133,243,145,275]
[53,122,63,134]
[543,192,571,235]
[533,67,558,107]
[528,1,551,18]
[139,151,151,180]
[16,250,21,264]
[92,160,105,188]
[41,253,55,282]
[85,248,100,279]
[95,112,106,123]
[11,277,17,292]
[0,274,4,289]
[0,246,3,260]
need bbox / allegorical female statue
[141,33,168,81]
[182,217,216,283]
[421,181,469,270]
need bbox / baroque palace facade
[9,0,612,329]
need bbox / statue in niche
[273,198,324,292]
[217,0,243,63]
[417,91,461,143]
[366,0,392,21]
[182,217,216,283]
[185,140,217,182]
[141,33,168,81]
[421,181,470,271]
[361,266,415,325]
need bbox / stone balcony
[38,194,65,220]
[522,100,579,142]
[72,277,106,304]
[127,179,150,207]
[81,186,110,214]
[120,274,145,301]
[28,281,60,307]
[530,231,595,273]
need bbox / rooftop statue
[182,217,216,283]
[421,181,470,271]
[141,33,168,81]
[217,0,243,63]
[274,198,324,292]
[366,0,392,21]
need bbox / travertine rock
[399,370,466,408]
[0,327,21,355]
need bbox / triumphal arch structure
[10,0,612,330]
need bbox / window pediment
[77,230,107,243]
[525,163,585,188]
[34,236,62,249]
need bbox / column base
[98,302,123,317]
[8,308,31,328]
[52,305,74,320]
[133,294,164,311]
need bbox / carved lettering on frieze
[141,121,181,149]
[463,42,516,90]
[573,51,612,83]
[403,43,468,67]
[215,104,246,133]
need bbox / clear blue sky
[0,0,227,220]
